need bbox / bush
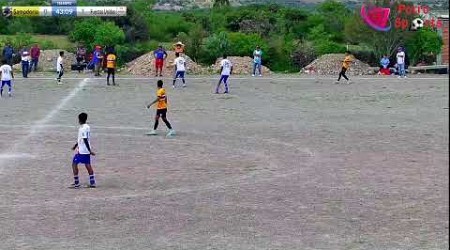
[70,18,125,48]
[292,41,317,69]
[202,32,230,64]
[228,32,267,57]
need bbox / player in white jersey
[0,59,14,97]
[56,51,64,84]
[70,113,96,188]
[215,55,233,94]
[172,52,186,88]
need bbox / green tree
[406,28,443,65]
[203,32,230,64]
[317,0,352,42]
[70,18,125,48]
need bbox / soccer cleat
[172,85,176,89]
[146,130,157,136]
[224,90,229,94]
[397,76,401,79]
[166,129,176,137]
[252,74,255,77]
[69,183,81,189]
[87,184,96,188]
[334,81,340,84]
[8,92,12,97]
[182,84,186,88]
[346,80,352,84]
[259,74,262,77]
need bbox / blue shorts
[73,154,91,165]
[220,75,229,83]
[1,80,11,87]
[174,71,185,79]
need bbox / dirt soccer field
[0,74,448,250]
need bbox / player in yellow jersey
[146,80,176,137]
[106,52,117,86]
[335,51,353,84]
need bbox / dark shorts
[156,108,167,117]
[73,154,91,165]
[220,75,229,83]
[107,68,115,74]
[174,71,185,79]
[1,80,11,87]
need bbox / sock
[172,80,176,86]
[89,175,96,185]
[74,175,80,185]
[224,82,228,92]
[182,79,185,84]
[154,120,159,130]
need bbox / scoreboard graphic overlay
[2,0,126,17]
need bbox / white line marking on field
[0,78,89,174]
[11,76,450,81]
[0,153,35,159]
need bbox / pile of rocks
[13,49,76,72]
[126,51,206,77]
[302,54,375,76]
[213,56,272,75]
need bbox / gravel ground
[0,74,448,250]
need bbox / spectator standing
[76,45,87,73]
[20,46,30,78]
[93,46,104,76]
[154,45,168,77]
[173,41,185,55]
[396,47,406,78]
[2,43,14,66]
[29,43,40,73]
[252,46,263,77]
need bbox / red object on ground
[380,68,391,75]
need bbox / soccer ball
[411,18,424,30]
[2,7,11,17]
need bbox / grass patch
[0,34,74,51]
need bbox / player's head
[1,59,6,65]
[175,52,180,57]
[78,113,88,124]
[158,44,163,49]
[345,51,351,55]
[223,54,227,59]
[157,80,164,88]
[256,45,260,50]
[59,51,64,57]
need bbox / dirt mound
[13,50,76,72]
[213,56,272,75]
[126,51,206,77]
[302,54,375,76]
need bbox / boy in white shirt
[215,54,233,94]
[0,59,14,97]
[172,52,186,88]
[396,47,406,78]
[56,51,64,84]
[70,112,96,188]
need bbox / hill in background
[152,0,449,11]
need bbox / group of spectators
[378,47,407,78]
[2,43,41,78]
